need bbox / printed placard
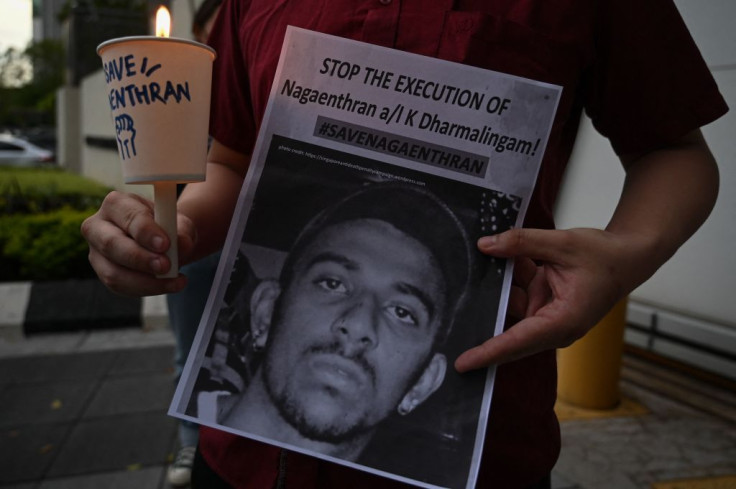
[171,27,560,489]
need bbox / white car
[0,133,55,167]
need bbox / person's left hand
[455,227,644,372]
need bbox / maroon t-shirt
[200,0,727,488]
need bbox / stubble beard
[260,341,377,445]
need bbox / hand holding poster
[170,27,560,489]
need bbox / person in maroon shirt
[82,0,728,487]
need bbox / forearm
[177,163,243,261]
[606,129,719,290]
[177,139,251,262]
[455,130,720,370]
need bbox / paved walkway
[0,330,178,489]
[553,354,736,489]
[1,328,734,489]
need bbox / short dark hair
[279,182,472,345]
[192,0,222,37]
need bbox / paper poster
[170,27,560,489]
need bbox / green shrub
[0,207,97,281]
[0,168,111,281]
[0,167,111,214]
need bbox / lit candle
[152,5,178,279]
[155,6,171,38]
[97,5,216,278]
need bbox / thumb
[478,228,571,263]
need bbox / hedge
[0,207,98,281]
[0,167,110,214]
[0,168,111,281]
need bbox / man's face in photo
[260,218,447,443]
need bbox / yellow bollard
[557,297,628,410]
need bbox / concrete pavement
[0,331,178,489]
[0,281,734,489]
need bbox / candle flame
[155,6,171,38]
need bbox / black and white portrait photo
[172,136,521,489]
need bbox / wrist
[604,226,677,294]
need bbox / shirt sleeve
[207,0,258,155]
[585,0,728,155]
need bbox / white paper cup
[97,36,216,184]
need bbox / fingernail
[151,257,165,274]
[151,236,165,252]
[454,355,471,373]
[478,235,498,248]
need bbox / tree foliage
[0,47,32,88]
[0,39,65,127]
[57,0,150,22]
[0,0,154,127]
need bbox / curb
[0,280,170,341]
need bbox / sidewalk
[553,353,736,489]
[1,325,735,488]
[0,329,177,489]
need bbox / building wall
[81,70,153,198]
[33,0,66,42]
[170,0,195,40]
[554,0,736,379]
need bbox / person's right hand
[81,191,195,296]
